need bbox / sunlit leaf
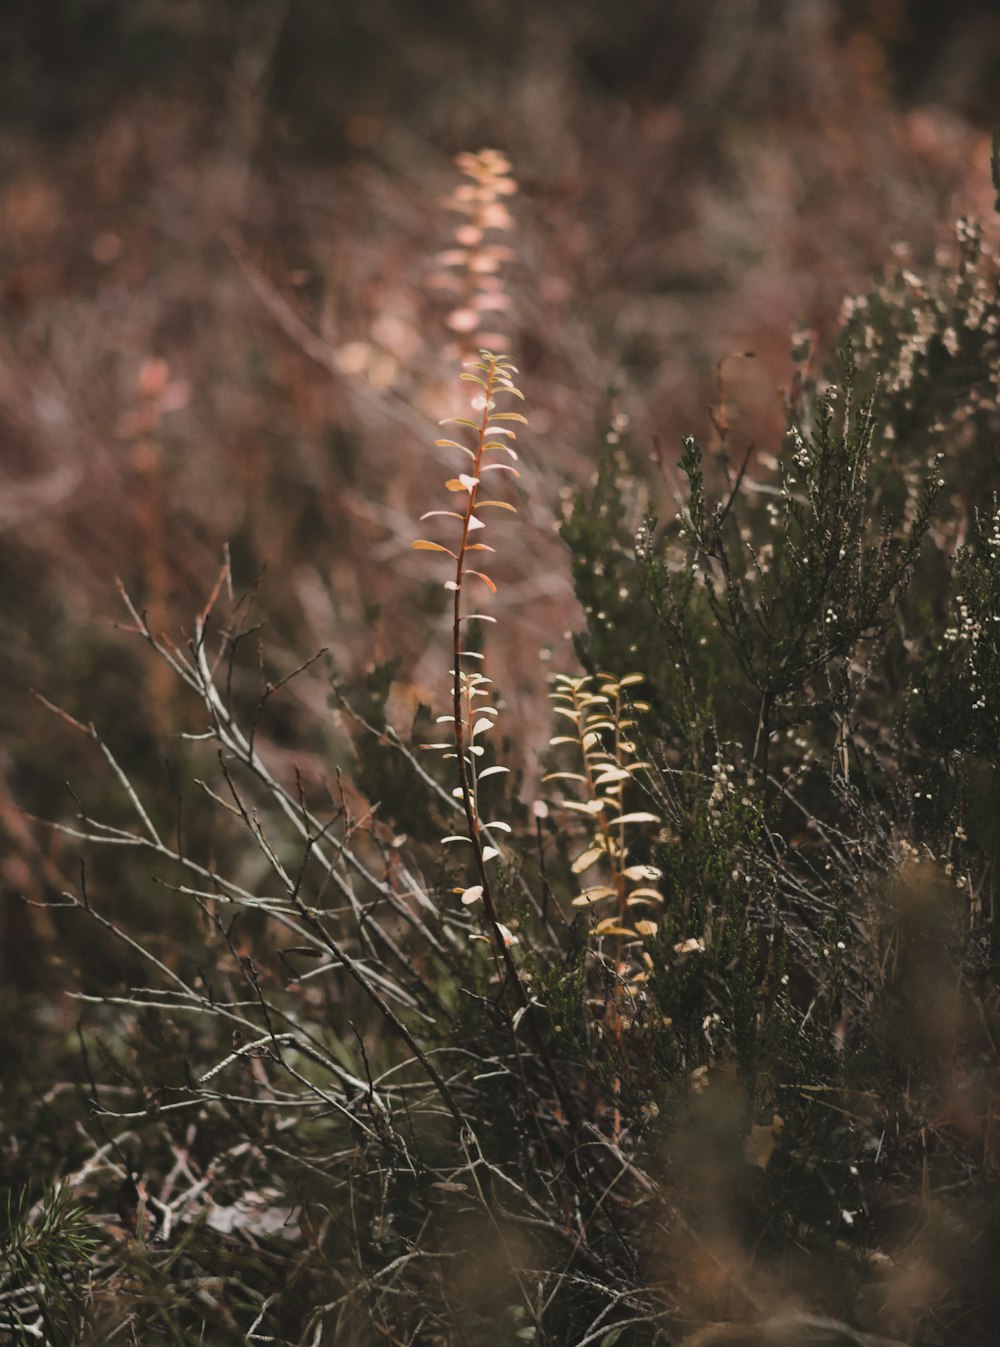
[571,846,604,873]
[571,886,616,906]
[594,918,636,937]
[460,885,484,906]
[623,865,662,881]
[607,812,661,826]
[477,765,509,780]
[466,571,497,593]
[412,540,458,557]
[434,439,476,459]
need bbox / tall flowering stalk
[412,351,526,958]
[434,150,517,357]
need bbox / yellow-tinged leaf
[623,864,662,881]
[626,887,664,902]
[576,885,616,902]
[412,540,458,557]
[620,673,646,687]
[460,885,483,906]
[477,499,517,512]
[607,811,661,826]
[466,570,497,593]
[571,846,605,873]
[435,439,476,458]
[562,799,607,815]
[593,918,637,937]
[633,919,659,937]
